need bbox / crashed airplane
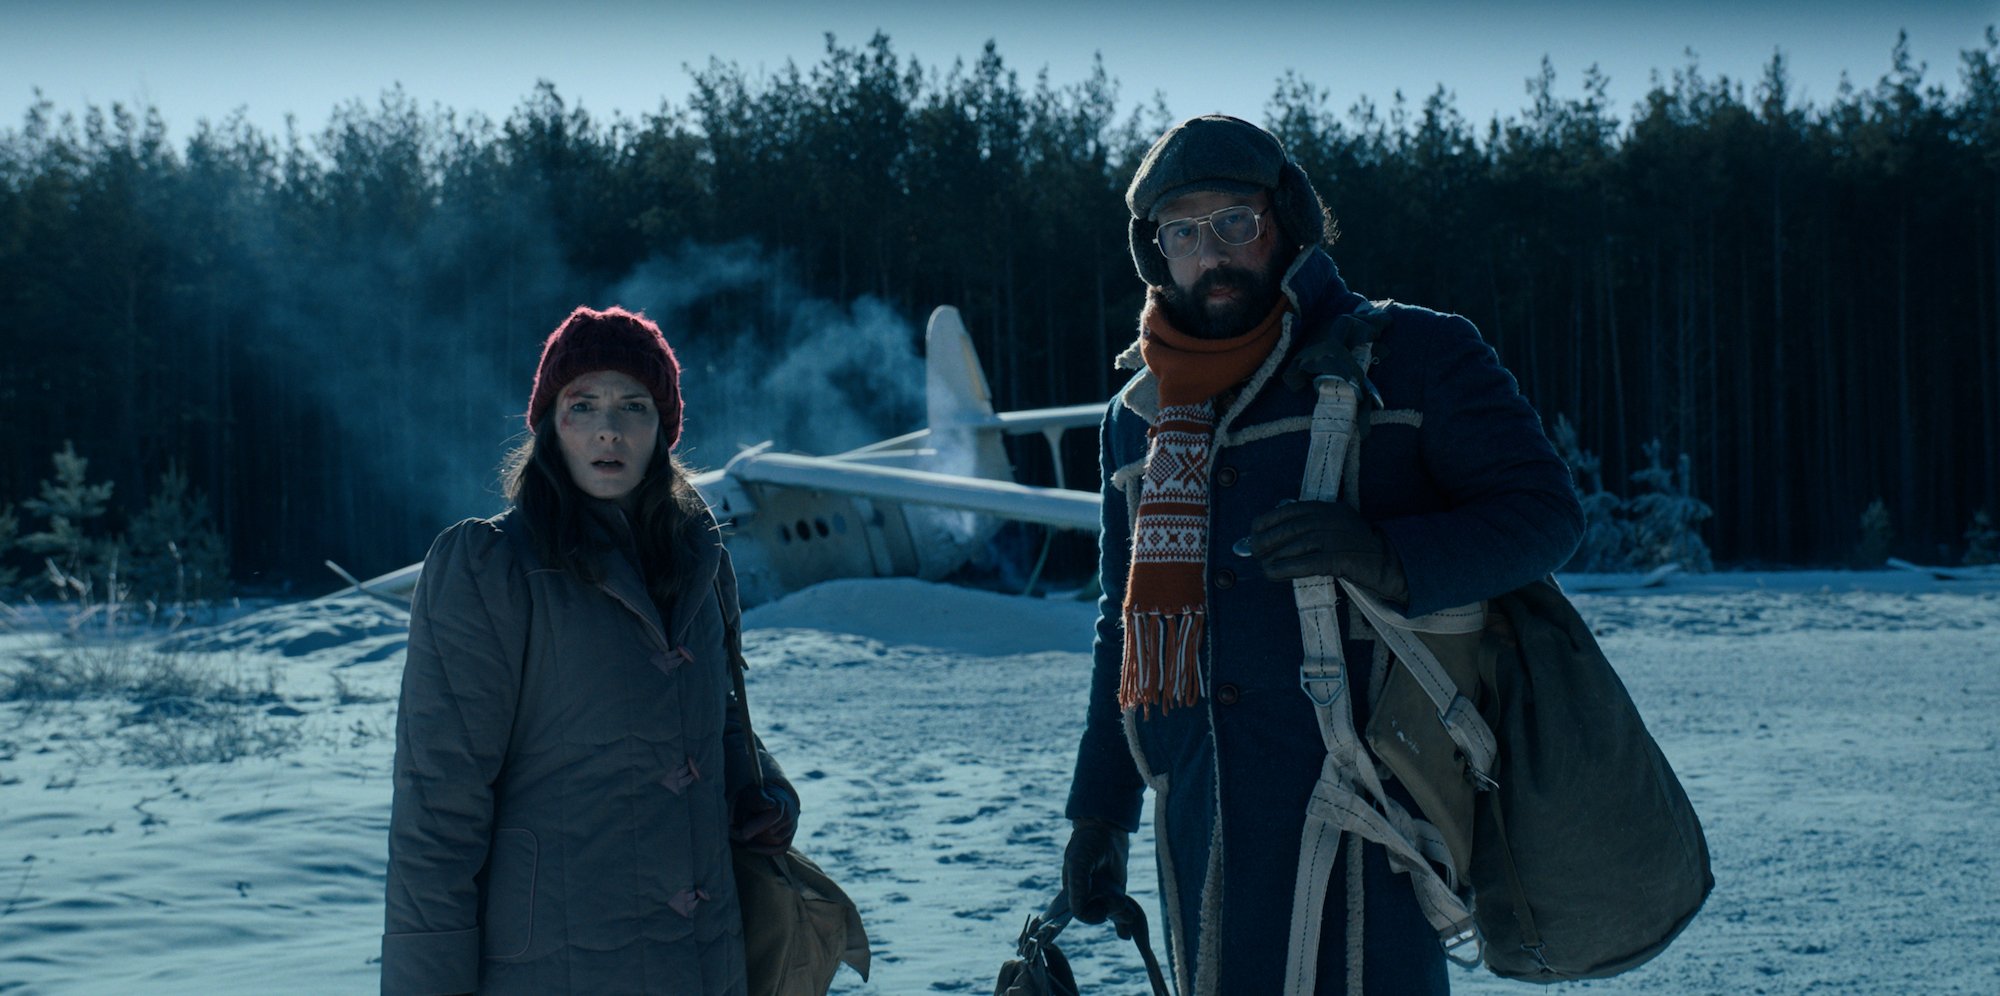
[326,306,1105,607]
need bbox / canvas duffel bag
[1349,576,1713,981]
[1469,577,1713,980]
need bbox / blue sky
[5,0,1996,143]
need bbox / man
[1062,115,1582,995]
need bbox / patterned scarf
[1121,292,1287,713]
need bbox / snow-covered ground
[1,570,1997,994]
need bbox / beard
[1158,261,1286,339]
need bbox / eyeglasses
[1154,206,1265,259]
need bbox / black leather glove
[1245,499,1409,603]
[731,782,799,856]
[1062,818,1131,933]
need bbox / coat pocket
[480,827,538,960]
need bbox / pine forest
[3,31,1998,589]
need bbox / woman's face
[553,369,660,505]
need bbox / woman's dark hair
[502,416,710,608]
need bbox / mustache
[1193,267,1263,297]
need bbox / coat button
[1215,466,1238,487]
[1216,683,1241,706]
[1215,568,1236,589]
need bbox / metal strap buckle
[1299,660,1345,707]
[1442,921,1483,967]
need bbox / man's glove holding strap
[1245,499,1408,605]
[1061,818,1132,937]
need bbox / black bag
[1469,577,1714,981]
[995,892,1168,996]
[993,900,1078,996]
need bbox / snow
[1,570,1997,994]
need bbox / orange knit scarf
[1120,293,1286,713]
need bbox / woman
[382,306,797,995]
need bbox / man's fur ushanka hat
[1124,114,1329,287]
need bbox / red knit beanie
[525,306,683,449]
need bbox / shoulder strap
[1283,299,1390,403]
[1284,371,1480,995]
[715,576,765,793]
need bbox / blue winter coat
[1066,248,1583,995]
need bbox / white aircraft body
[326,307,1105,607]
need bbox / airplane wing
[318,560,423,604]
[723,451,1099,531]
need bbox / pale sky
[5,0,1996,146]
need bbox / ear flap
[1273,160,1326,250]
[1128,216,1172,288]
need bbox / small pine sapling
[1627,440,1715,572]
[1855,499,1895,568]
[1963,510,1999,566]
[0,503,20,595]
[123,462,232,607]
[20,441,117,598]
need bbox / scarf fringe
[1120,607,1206,713]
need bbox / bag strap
[1483,787,1551,973]
[1108,895,1171,996]
[715,576,765,794]
[1028,891,1170,996]
[1284,364,1482,995]
[1340,583,1498,785]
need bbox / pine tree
[1964,510,2000,566]
[1628,440,1715,572]
[0,503,20,593]
[20,441,117,595]
[1549,415,1634,571]
[123,462,231,604]
[1855,499,1896,567]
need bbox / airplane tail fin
[924,307,1012,483]
[925,306,996,428]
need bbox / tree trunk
[1702,219,1719,554]
[1897,208,1914,553]
[1649,240,1664,451]
[1606,247,1628,489]
[1990,173,2000,517]
[1738,243,1756,563]
[1771,165,1791,562]
[1570,259,1584,431]
[1521,259,1540,403]
[1675,242,1692,468]
[1095,230,1109,400]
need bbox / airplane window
[795,519,812,542]
[814,518,830,538]
[778,525,792,544]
